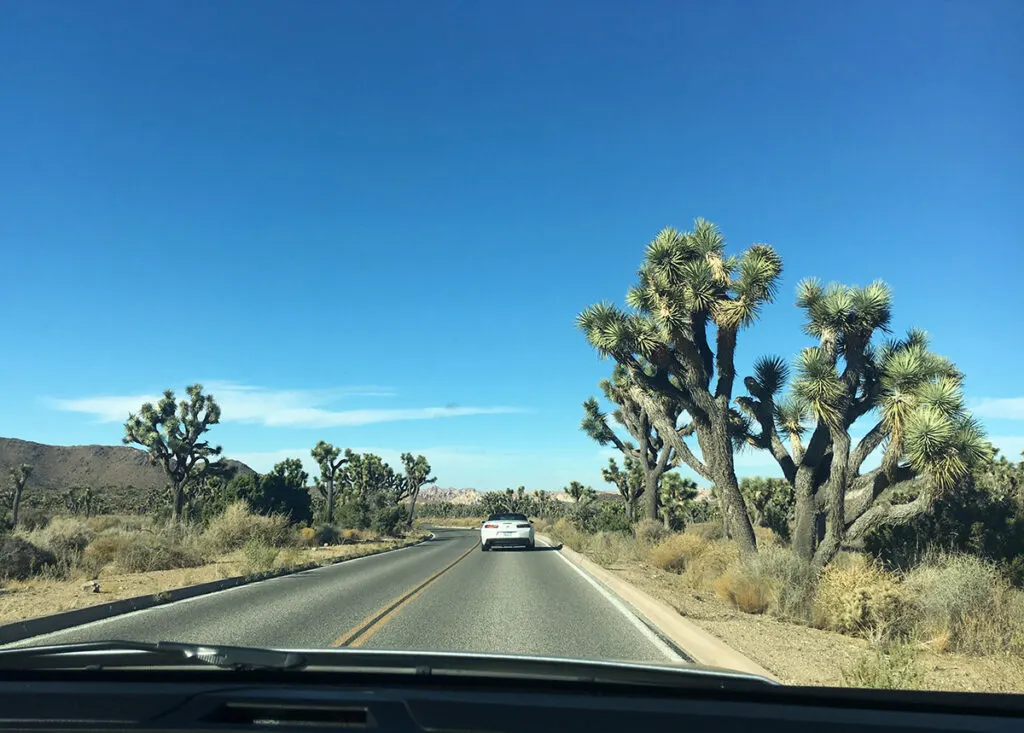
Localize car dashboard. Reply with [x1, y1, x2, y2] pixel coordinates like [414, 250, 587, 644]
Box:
[0, 668, 1022, 733]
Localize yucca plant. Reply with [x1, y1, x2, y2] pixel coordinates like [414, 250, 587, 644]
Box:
[582, 365, 682, 521]
[737, 279, 991, 566]
[578, 219, 782, 553]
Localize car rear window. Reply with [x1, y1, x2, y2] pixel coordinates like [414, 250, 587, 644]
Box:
[487, 513, 529, 522]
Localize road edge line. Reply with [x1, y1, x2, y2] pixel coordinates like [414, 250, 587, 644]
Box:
[0, 533, 435, 647]
[536, 533, 778, 681]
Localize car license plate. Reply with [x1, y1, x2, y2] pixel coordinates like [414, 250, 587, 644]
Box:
[500, 531, 515, 536]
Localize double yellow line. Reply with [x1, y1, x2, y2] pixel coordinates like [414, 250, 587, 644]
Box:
[330, 539, 479, 648]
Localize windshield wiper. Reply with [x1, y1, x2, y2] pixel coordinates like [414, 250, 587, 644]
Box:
[0, 641, 307, 671]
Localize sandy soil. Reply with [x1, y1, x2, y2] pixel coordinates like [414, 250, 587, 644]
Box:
[0, 537, 424, 627]
[610, 562, 1024, 692]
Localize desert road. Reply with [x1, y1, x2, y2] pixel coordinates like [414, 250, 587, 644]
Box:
[7, 529, 683, 663]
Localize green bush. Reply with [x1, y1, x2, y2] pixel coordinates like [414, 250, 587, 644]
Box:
[371, 505, 409, 536]
[0, 536, 56, 580]
[314, 523, 342, 545]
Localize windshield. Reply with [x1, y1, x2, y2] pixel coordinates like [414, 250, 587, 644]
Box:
[1, 0, 1021, 695]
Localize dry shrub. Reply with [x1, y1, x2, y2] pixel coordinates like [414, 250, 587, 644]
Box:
[342, 528, 367, 542]
[841, 639, 925, 690]
[274, 547, 305, 569]
[202, 502, 293, 553]
[633, 519, 668, 545]
[584, 532, 646, 567]
[686, 521, 724, 541]
[297, 527, 317, 547]
[714, 567, 770, 613]
[84, 532, 132, 565]
[714, 545, 817, 618]
[314, 523, 342, 545]
[0, 536, 56, 580]
[25, 517, 94, 569]
[686, 540, 740, 589]
[114, 536, 206, 573]
[649, 532, 704, 573]
[85, 515, 150, 533]
[813, 553, 906, 638]
[242, 540, 279, 574]
[904, 553, 1024, 655]
[549, 519, 586, 552]
[648, 532, 739, 589]
[754, 526, 782, 548]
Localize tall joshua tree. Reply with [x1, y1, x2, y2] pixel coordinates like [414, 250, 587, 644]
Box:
[738, 280, 992, 565]
[578, 219, 783, 553]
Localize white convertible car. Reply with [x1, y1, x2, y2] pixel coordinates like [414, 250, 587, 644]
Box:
[480, 512, 535, 551]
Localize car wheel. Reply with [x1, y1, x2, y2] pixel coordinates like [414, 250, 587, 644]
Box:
[481, 542, 489, 552]
[527, 540, 535, 550]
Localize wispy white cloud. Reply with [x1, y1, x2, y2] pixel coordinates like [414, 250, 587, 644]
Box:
[48, 381, 525, 428]
[971, 398, 1024, 421]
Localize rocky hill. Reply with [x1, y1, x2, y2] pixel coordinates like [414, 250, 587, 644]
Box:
[0, 437, 254, 491]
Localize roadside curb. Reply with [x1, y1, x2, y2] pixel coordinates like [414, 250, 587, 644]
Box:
[537, 533, 778, 681]
[0, 533, 433, 646]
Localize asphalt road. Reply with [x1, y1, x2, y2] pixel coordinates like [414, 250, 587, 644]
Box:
[7, 529, 680, 663]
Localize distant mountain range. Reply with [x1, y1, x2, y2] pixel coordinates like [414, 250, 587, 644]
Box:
[0, 437, 254, 491]
[417, 486, 577, 504]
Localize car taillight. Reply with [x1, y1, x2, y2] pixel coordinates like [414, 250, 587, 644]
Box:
[484, 524, 498, 528]
[517, 524, 531, 528]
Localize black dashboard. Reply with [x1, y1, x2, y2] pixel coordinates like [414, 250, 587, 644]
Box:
[0, 669, 1022, 733]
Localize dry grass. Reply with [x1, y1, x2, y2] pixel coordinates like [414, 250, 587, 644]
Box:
[714, 567, 771, 613]
[649, 532, 739, 589]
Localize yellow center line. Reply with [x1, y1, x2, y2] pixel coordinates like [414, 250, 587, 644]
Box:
[329, 538, 479, 648]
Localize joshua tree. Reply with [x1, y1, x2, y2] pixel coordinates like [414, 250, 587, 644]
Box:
[658, 471, 699, 529]
[124, 384, 221, 522]
[400, 453, 436, 526]
[8, 463, 32, 528]
[312, 441, 348, 523]
[582, 365, 680, 520]
[578, 219, 783, 553]
[600, 456, 645, 521]
[565, 480, 597, 505]
[738, 280, 991, 565]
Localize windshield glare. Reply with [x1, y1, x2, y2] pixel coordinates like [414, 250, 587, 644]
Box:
[0, 0, 1020, 695]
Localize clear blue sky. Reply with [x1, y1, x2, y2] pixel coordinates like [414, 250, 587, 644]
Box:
[1, 1, 1021, 491]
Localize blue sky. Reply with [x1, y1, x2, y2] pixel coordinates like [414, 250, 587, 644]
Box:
[1, 1, 1021, 491]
